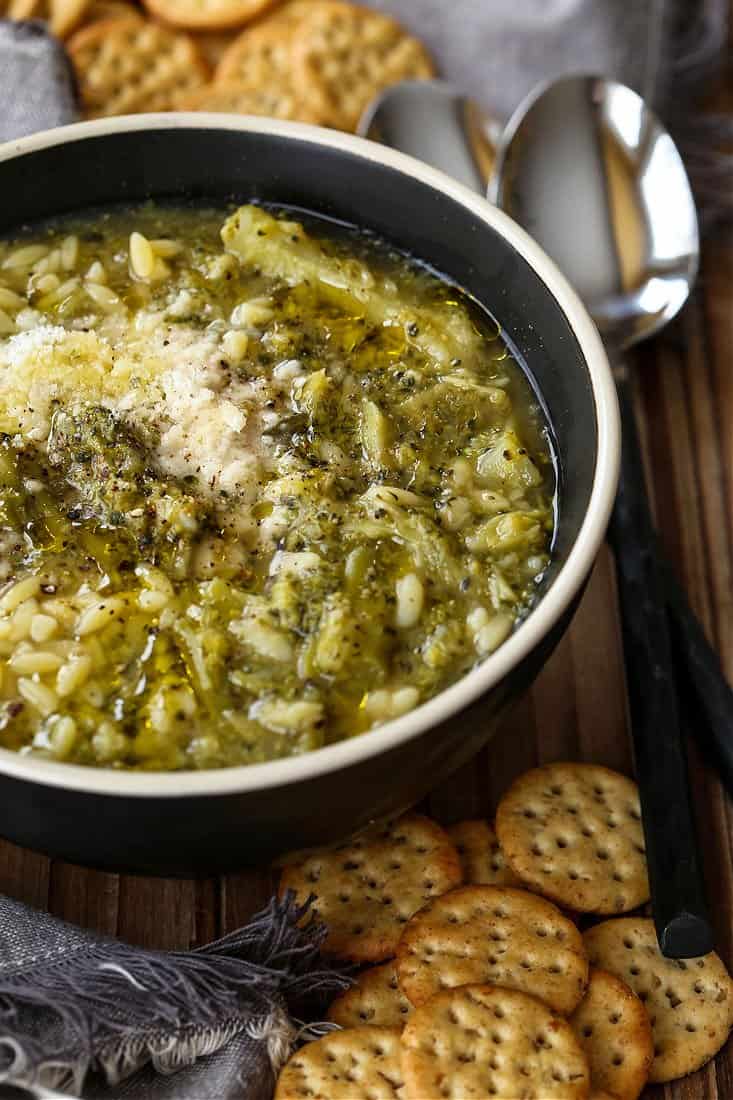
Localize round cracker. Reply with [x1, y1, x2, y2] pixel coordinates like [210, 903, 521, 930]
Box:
[401, 984, 590, 1100]
[275, 1026, 403, 1100]
[68, 17, 208, 117]
[214, 7, 307, 83]
[278, 813, 462, 963]
[142, 0, 278, 30]
[584, 918, 733, 1083]
[396, 884, 588, 1015]
[448, 818, 521, 887]
[496, 763, 650, 913]
[178, 78, 328, 123]
[327, 959, 412, 1029]
[570, 968, 653, 1100]
[293, 1, 435, 132]
[211, 14, 329, 122]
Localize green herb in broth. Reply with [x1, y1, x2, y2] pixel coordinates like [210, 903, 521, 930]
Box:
[0, 202, 554, 770]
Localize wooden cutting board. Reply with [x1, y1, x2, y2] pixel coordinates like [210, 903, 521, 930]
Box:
[2, 132, 732, 1100]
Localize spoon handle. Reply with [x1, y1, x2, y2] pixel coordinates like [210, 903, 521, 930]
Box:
[662, 555, 733, 796]
[609, 371, 713, 958]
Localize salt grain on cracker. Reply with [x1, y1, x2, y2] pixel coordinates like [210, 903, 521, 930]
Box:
[570, 967, 653, 1100]
[396, 884, 588, 1015]
[496, 762, 650, 913]
[584, 917, 733, 1083]
[327, 959, 412, 1029]
[275, 1026, 403, 1100]
[401, 983, 590, 1100]
[278, 813, 462, 963]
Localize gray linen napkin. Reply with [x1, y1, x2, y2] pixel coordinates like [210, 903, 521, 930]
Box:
[0, 21, 78, 142]
[0, 3, 729, 1099]
[0, 893, 347, 1100]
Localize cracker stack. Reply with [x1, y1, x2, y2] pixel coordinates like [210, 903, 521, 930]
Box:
[6, 0, 435, 130]
[276, 762, 733, 1099]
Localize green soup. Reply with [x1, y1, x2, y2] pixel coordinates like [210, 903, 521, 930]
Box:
[0, 203, 554, 769]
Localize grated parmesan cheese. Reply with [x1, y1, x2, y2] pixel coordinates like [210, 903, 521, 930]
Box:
[0, 316, 291, 530]
[146, 360, 265, 496]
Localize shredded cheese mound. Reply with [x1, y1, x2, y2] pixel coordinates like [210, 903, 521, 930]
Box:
[0, 317, 279, 507]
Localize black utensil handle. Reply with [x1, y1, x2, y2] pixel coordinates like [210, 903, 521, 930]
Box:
[662, 556, 733, 796]
[608, 370, 712, 958]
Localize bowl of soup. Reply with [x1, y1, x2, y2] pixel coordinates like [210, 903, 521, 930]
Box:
[0, 116, 618, 872]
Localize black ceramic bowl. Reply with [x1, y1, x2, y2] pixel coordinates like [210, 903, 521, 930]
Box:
[0, 116, 619, 873]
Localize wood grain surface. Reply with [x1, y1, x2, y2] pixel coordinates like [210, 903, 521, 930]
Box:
[2, 98, 733, 1100]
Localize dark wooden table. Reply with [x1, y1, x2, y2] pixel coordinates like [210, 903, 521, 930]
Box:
[3, 110, 733, 1100]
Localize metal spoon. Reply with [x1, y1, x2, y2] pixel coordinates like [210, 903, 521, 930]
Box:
[495, 74, 713, 959]
[362, 76, 724, 957]
[491, 77, 697, 346]
[359, 80, 500, 192]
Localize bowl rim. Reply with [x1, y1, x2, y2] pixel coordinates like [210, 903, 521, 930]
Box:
[0, 113, 620, 797]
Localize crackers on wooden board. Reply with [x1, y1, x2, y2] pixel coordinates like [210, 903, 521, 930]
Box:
[395, 884, 588, 1014]
[496, 762, 650, 913]
[448, 818, 521, 887]
[327, 959, 412, 1029]
[275, 1026, 404, 1100]
[278, 813, 462, 963]
[276, 761, 732, 1097]
[401, 984, 590, 1100]
[570, 968, 653, 1100]
[584, 917, 733, 1084]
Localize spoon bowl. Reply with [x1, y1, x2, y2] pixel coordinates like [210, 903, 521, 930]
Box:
[361, 79, 500, 195]
[492, 76, 699, 350]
